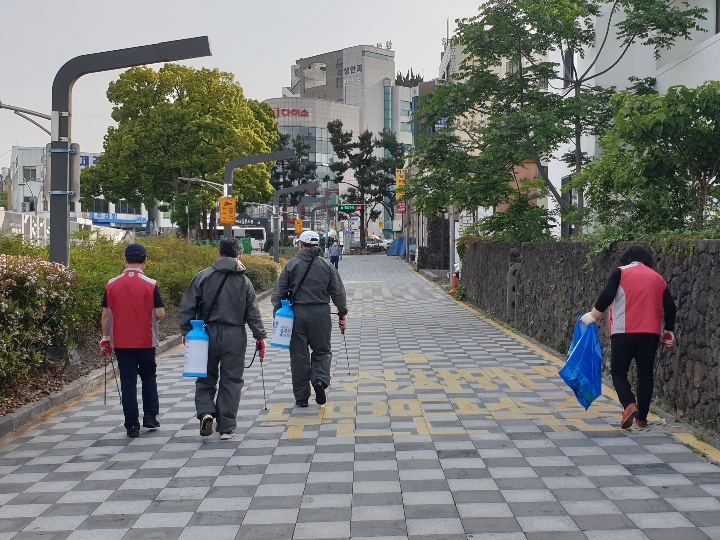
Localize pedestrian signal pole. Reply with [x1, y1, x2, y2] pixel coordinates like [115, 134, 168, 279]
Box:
[223, 150, 295, 238]
[272, 182, 320, 262]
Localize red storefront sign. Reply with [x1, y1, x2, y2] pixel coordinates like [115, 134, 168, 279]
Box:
[396, 201, 406, 214]
[273, 108, 310, 118]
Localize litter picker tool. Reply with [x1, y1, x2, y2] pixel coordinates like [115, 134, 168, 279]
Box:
[245, 345, 267, 410]
[341, 327, 350, 375]
[103, 353, 121, 406]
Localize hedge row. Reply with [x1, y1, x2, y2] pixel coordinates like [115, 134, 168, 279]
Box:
[0, 233, 281, 386]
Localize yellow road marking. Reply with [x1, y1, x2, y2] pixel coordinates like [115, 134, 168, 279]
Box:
[672, 433, 720, 464]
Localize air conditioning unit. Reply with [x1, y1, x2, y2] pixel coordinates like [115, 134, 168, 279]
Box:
[22, 202, 31, 213]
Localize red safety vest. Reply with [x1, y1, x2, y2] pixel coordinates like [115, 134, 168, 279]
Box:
[609, 262, 667, 335]
[106, 269, 159, 348]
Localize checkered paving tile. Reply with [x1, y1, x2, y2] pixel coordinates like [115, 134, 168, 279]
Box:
[0, 255, 719, 539]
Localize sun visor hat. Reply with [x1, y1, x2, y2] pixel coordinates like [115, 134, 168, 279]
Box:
[298, 231, 320, 245]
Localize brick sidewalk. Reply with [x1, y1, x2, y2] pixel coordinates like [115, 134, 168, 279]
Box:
[0, 254, 719, 539]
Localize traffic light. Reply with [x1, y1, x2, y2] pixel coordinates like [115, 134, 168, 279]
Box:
[339, 204, 363, 212]
[295, 219, 303, 234]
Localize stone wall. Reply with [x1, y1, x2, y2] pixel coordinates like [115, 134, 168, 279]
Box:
[418, 216, 449, 270]
[462, 240, 720, 430]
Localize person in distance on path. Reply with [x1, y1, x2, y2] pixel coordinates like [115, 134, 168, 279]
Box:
[328, 240, 343, 270]
[178, 239, 266, 440]
[101, 244, 165, 438]
[271, 230, 348, 407]
[581, 245, 676, 429]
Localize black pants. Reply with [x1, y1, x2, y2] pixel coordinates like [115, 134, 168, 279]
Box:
[330, 256, 340, 269]
[115, 348, 159, 429]
[610, 333, 659, 422]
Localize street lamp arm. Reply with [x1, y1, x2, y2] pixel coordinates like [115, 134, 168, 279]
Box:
[0, 100, 52, 120]
[178, 177, 224, 194]
[14, 111, 51, 135]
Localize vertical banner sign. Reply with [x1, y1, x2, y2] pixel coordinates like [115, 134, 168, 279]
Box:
[295, 219, 304, 234]
[396, 201, 407, 214]
[395, 168, 407, 198]
[219, 197, 237, 226]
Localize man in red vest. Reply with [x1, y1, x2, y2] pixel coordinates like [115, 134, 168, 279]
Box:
[101, 244, 166, 438]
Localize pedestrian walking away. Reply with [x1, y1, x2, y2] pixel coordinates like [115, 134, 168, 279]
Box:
[101, 243, 165, 438]
[328, 241, 342, 270]
[178, 238, 266, 440]
[581, 244, 676, 429]
[271, 230, 348, 407]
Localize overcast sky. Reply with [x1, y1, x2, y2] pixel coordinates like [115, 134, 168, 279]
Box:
[0, 0, 481, 169]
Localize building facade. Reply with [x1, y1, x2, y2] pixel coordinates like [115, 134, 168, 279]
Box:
[267, 44, 414, 242]
[8, 146, 154, 231]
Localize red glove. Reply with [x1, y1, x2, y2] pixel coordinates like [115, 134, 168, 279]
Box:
[100, 337, 113, 357]
[339, 316, 347, 333]
[661, 331, 675, 352]
[256, 339, 266, 359]
[183, 336, 187, 346]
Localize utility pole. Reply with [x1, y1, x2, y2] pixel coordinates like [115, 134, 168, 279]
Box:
[272, 182, 320, 262]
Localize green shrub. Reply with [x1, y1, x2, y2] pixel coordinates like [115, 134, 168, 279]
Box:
[243, 254, 280, 292]
[0, 233, 281, 387]
[0, 254, 79, 384]
[0, 234, 47, 258]
[68, 231, 126, 331]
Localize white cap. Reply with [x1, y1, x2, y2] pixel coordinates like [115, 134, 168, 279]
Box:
[298, 230, 320, 245]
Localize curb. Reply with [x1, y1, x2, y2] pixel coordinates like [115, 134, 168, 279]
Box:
[0, 333, 184, 440]
[0, 288, 277, 440]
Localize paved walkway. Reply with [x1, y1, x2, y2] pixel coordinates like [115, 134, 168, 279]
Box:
[1, 255, 720, 540]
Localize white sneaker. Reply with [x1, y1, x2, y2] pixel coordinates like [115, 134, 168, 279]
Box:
[220, 431, 235, 440]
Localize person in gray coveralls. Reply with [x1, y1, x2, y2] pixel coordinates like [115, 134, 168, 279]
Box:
[272, 230, 348, 407]
[179, 238, 266, 440]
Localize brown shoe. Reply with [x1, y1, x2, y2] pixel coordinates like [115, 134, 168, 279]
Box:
[621, 403, 639, 429]
[634, 418, 648, 428]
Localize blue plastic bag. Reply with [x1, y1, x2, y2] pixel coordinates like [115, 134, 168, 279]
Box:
[559, 316, 603, 410]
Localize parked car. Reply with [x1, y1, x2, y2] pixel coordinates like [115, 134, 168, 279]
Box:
[381, 238, 393, 249]
[366, 239, 384, 251]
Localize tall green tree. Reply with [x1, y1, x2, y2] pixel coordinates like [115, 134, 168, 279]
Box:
[271, 133, 318, 241]
[81, 64, 279, 236]
[327, 120, 405, 248]
[409, 0, 706, 230]
[573, 82, 720, 232]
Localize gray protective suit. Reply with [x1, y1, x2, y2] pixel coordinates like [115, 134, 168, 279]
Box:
[271, 247, 348, 401]
[179, 257, 266, 433]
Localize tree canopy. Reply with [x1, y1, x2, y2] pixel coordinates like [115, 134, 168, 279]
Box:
[81, 64, 279, 234]
[572, 81, 720, 233]
[408, 0, 706, 232]
[327, 120, 405, 247]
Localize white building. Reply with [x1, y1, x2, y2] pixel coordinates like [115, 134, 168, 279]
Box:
[7, 146, 159, 232]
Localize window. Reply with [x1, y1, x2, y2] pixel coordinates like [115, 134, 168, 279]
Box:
[563, 50, 574, 88]
[363, 50, 393, 62]
[336, 78, 343, 88]
[116, 200, 137, 214]
[23, 166, 37, 182]
[384, 86, 392, 132]
[400, 100, 412, 117]
[401, 123, 412, 132]
[92, 198, 109, 213]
